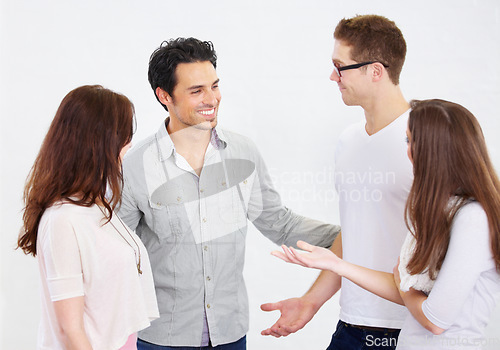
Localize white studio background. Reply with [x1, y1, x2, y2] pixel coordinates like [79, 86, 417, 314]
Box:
[1, 1, 500, 349]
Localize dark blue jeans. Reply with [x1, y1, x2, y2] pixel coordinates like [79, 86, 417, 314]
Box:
[137, 336, 246, 350]
[326, 321, 400, 350]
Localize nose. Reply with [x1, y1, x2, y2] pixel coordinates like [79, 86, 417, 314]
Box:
[204, 89, 220, 106]
[330, 70, 340, 82]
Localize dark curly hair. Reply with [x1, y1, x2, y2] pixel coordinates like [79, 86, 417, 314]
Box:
[148, 37, 217, 111]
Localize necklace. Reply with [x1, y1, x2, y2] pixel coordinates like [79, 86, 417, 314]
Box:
[99, 206, 142, 275]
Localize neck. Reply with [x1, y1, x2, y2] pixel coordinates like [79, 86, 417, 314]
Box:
[167, 119, 212, 156]
[363, 85, 410, 135]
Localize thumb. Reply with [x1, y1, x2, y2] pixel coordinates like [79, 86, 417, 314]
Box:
[260, 302, 281, 312]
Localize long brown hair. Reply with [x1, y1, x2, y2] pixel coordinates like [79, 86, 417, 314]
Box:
[405, 99, 500, 279]
[18, 85, 135, 256]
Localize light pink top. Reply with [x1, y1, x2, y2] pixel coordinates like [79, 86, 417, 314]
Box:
[119, 333, 138, 350]
[36, 202, 159, 350]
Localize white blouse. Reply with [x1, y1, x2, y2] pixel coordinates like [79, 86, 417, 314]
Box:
[397, 202, 500, 349]
[36, 201, 159, 350]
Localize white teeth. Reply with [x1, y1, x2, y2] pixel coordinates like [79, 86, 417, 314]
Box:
[199, 108, 215, 115]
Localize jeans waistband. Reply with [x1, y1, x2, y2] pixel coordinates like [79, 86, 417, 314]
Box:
[342, 321, 400, 333]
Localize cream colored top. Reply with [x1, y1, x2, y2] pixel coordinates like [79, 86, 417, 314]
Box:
[398, 232, 435, 293]
[36, 201, 159, 350]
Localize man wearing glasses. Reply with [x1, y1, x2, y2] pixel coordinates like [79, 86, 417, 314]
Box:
[261, 14, 413, 350]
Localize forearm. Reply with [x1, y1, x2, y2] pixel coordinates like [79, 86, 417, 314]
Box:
[400, 289, 445, 335]
[336, 261, 404, 305]
[288, 219, 340, 249]
[54, 297, 93, 350]
[60, 328, 93, 350]
[319, 232, 403, 305]
[253, 207, 340, 249]
[303, 269, 341, 311]
[280, 212, 340, 249]
[303, 234, 342, 309]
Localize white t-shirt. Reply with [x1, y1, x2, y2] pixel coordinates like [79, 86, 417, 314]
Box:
[36, 202, 159, 350]
[397, 202, 500, 349]
[334, 111, 413, 328]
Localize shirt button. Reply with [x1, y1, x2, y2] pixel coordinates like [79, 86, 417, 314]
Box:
[243, 180, 247, 184]
[206, 276, 211, 281]
[200, 188, 204, 193]
[204, 246, 208, 251]
[207, 304, 211, 309]
[177, 196, 182, 202]
[202, 217, 207, 223]
[221, 181, 226, 186]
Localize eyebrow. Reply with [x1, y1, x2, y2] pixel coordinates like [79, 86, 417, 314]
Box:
[187, 79, 220, 91]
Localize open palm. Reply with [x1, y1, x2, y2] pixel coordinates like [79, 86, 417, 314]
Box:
[272, 240, 342, 273]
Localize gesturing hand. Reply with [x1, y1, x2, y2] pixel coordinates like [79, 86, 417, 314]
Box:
[271, 240, 342, 273]
[260, 297, 317, 337]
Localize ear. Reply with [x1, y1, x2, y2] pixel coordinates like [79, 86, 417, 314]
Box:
[371, 62, 385, 82]
[156, 87, 173, 105]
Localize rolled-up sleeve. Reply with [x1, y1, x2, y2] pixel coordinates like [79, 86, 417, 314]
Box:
[39, 213, 84, 302]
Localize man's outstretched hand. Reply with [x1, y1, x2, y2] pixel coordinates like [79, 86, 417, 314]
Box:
[260, 297, 317, 337]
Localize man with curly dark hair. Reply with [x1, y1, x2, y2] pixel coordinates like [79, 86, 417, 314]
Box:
[118, 37, 340, 350]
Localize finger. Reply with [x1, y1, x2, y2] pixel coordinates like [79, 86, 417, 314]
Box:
[282, 246, 306, 267]
[271, 325, 291, 337]
[270, 250, 291, 263]
[289, 246, 313, 267]
[297, 240, 314, 252]
[288, 246, 315, 268]
[260, 328, 281, 337]
[270, 330, 282, 338]
[276, 328, 291, 337]
[260, 302, 281, 312]
[282, 245, 296, 260]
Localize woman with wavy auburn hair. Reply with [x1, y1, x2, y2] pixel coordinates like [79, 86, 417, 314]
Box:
[18, 85, 159, 350]
[273, 99, 500, 349]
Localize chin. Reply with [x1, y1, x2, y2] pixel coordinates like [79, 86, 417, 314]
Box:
[342, 97, 360, 107]
[341, 96, 353, 106]
[195, 119, 217, 130]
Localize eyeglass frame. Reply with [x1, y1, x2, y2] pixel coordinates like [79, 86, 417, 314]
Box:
[333, 61, 389, 78]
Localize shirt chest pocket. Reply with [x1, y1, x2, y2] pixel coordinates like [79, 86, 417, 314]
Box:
[217, 183, 243, 225]
[148, 183, 187, 240]
[215, 176, 256, 233]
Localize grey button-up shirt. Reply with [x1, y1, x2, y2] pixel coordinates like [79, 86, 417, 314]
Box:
[118, 120, 340, 347]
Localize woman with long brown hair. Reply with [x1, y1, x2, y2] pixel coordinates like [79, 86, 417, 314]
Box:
[273, 99, 500, 349]
[18, 85, 158, 350]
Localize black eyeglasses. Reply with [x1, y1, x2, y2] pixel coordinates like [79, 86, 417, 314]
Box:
[333, 61, 389, 77]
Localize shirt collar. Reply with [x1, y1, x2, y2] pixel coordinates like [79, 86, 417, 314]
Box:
[156, 117, 228, 162]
